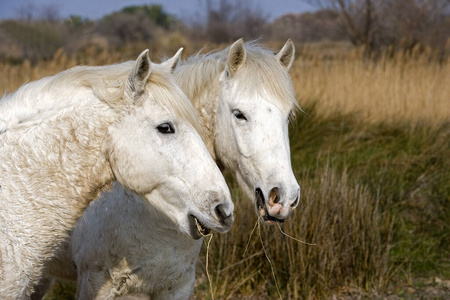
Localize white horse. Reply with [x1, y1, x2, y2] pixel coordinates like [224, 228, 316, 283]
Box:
[38, 39, 300, 299]
[177, 39, 301, 221]
[0, 48, 233, 299]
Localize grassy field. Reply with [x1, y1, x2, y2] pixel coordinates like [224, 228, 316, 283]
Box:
[1, 45, 449, 299]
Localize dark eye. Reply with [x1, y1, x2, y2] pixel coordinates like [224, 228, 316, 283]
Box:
[233, 110, 247, 121]
[157, 123, 175, 134]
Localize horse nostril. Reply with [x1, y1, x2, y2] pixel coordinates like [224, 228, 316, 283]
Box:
[269, 187, 280, 205]
[291, 194, 299, 208]
[215, 204, 231, 222]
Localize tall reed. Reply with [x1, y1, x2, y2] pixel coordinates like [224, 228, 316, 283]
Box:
[292, 46, 449, 125]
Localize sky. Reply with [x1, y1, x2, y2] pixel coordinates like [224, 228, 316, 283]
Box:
[0, 0, 316, 22]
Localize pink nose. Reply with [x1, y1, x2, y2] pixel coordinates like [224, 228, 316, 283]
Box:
[267, 187, 290, 219]
[268, 203, 284, 215]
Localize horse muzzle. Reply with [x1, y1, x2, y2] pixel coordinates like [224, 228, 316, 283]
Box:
[255, 186, 300, 224]
[214, 203, 234, 228]
[189, 192, 234, 239]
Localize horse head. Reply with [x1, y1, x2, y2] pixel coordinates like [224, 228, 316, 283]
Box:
[215, 39, 300, 224]
[104, 49, 234, 239]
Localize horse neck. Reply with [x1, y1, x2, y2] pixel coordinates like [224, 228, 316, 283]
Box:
[0, 91, 116, 222]
[175, 58, 222, 161]
[50, 102, 116, 213]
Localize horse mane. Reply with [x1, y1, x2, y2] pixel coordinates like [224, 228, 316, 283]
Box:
[176, 41, 299, 115]
[0, 60, 200, 134]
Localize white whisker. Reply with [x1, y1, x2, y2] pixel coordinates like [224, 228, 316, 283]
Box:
[276, 222, 317, 246]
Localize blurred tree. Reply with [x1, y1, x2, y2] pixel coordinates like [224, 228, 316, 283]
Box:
[16, 2, 61, 22]
[304, 0, 376, 50]
[97, 4, 182, 47]
[203, 0, 268, 43]
[40, 4, 61, 22]
[233, 1, 268, 39]
[0, 20, 63, 62]
[16, 2, 36, 21]
[120, 5, 175, 29]
[377, 0, 450, 51]
[304, 0, 450, 52]
[205, 0, 234, 43]
[267, 9, 346, 43]
[65, 16, 86, 28]
[99, 10, 156, 47]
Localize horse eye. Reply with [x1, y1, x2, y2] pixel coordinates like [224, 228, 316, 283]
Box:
[157, 123, 175, 134]
[233, 110, 247, 121]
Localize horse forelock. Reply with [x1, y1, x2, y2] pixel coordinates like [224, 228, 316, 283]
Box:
[84, 62, 199, 131]
[176, 41, 299, 117]
[144, 64, 201, 134]
[233, 42, 300, 116]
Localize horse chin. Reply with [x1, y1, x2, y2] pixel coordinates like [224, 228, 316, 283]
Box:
[188, 214, 212, 240]
[255, 188, 286, 225]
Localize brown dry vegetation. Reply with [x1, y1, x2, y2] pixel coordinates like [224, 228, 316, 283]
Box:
[293, 44, 450, 125]
[1, 43, 449, 299]
[193, 166, 393, 299]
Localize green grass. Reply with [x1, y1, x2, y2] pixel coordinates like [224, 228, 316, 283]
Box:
[291, 103, 450, 278]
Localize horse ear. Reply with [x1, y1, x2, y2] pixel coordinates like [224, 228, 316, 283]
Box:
[227, 38, 246, 77]
[162, 47, 183, 74]
[276, 39, 295, 71]
[130, 49, 152, 94]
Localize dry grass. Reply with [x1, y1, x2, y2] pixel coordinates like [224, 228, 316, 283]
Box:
[0, 48, 126, 94]
[193, 166, 393, 299]
[292, 46, 450, 125]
